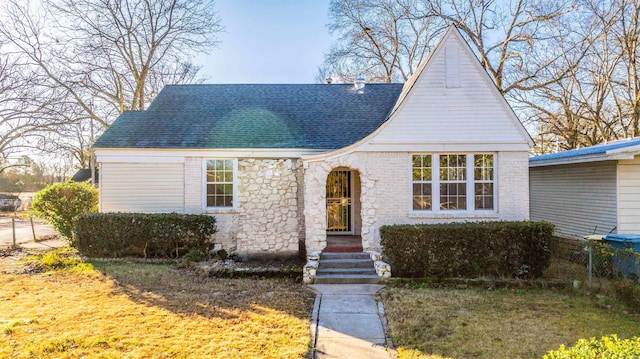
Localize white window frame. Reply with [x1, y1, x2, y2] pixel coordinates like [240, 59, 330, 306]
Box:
[411, 154, 433, 211]
[473, 154, 496, 211]
[202, 159, 238, 211]
[410, 153, 497, 214]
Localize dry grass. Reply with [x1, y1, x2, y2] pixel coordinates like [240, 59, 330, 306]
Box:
[382, 284, 640, 359]
[0, 249, 313, 358]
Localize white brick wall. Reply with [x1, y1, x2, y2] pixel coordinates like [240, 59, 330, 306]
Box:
[497, 151, 530, 220]
[304, 151, 530, 252]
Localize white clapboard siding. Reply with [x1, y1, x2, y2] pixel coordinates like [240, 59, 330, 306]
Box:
[617, 157, 640, 233]
[530, 161, 617, 238]
[370, 29, 528, 147]
[100, 163, 184, 213]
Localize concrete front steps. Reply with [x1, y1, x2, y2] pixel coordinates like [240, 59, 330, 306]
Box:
[314, 252, 380, 284]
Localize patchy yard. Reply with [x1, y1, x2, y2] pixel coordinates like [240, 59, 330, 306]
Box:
[0, 249, 313, 358]
[382, 283, 640, 359]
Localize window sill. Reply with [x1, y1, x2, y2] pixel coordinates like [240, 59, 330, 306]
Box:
[203, 208, 239, 215]
[408, 211, 499, 220]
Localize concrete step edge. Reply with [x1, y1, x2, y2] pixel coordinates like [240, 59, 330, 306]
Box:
[316, 268, 377, 274]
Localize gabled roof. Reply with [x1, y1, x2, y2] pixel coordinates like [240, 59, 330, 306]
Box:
[529, 137, 640, 167]
[386, 25, 534, 147]
[93, 84, 403, 150]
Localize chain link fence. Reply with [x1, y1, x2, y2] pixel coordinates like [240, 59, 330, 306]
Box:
[548, 237, 640, 288]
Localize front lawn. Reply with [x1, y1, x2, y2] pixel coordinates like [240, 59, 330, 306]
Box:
[382, 283, 640, 359]
[0, 249, 313, 358]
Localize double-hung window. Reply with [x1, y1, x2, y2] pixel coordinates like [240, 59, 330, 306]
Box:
[412, 155, 432, 210]
[439, 154, 467, 210]
[205, 159, 235, 208]
[474, 154, 494, 210]
[411, 153, 495, 212]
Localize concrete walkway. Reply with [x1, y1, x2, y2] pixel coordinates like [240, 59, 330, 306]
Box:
[308, 284, 396, 359]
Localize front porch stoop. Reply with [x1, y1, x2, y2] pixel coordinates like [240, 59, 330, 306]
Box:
[304, 251, 392, 284]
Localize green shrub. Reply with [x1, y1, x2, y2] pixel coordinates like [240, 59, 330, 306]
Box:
[22, 247, 93, 274]
[31, 181, 98, 241]
[609, 279, 640, 313]
[544, 335, 640, 358]
[182, 249, 206, 264]
[380, 221, 554, 279]
[73, 212, 217, 258]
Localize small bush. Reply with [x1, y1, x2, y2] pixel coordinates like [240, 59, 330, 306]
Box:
[609, 279, 640, 313]
[22, 247, 93, 274]
[380, 221, 554, 279]
[31, 181, 98, 241]
[73, 212, 217, 258]
[544, 335, 640, 358]
[182, 249, 206, 264]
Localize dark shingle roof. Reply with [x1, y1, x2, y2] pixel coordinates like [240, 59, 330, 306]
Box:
[93, 83, 404, 150]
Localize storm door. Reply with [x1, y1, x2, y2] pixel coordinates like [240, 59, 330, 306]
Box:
[326, 170, 353, 234]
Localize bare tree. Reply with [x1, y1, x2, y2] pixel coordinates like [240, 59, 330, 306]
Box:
[319, 0, 446, 83]
[0, 0, 222, 163]
[420, 0, 578, 96]
[0, 38, 74, 164]
[524, 0, 640, 151]
[320, 0, 576, 92]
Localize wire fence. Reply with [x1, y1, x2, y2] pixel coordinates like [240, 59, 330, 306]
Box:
[549, 237, 640, 288]
[0, 215, 59, 248]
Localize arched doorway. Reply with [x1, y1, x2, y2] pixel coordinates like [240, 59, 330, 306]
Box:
[325, 167, 362, 252]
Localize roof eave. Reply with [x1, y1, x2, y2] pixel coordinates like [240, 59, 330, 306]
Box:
[529, 153, 611, 167]
[605, 144, 640, 159]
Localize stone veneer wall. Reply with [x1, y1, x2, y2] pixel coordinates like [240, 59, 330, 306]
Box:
[183, 157, 302, 257]
[236, 158, 302, 257]
[303, 151, 530, 253]
[304, 154, 380, 253]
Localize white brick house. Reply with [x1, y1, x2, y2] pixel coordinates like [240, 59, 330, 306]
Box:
[93, 26, 533, 258]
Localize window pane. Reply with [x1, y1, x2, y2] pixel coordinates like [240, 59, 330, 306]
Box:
[206, 160, 234, 207]
[412, 183, 432, 210]
[412, 155, 422, 168]
[412, 169, 421, 181]
[413, 196, 432, 210]
[223, 160, 233, 170]
[412, 155, 432, 181]
[474, 183, 494, 210]
[423, 168, 432, 180]
[440, 182, 466, 210]
[223, 196, 233, 207]
[206, 160, 216, 171]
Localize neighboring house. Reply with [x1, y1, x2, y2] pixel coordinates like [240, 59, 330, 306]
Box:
[529, 138, 640, 238]
[92, 26, 533, 258]
[71, 168, 99, 183]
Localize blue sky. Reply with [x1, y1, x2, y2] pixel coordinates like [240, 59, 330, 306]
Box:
[197, 0, 334, 84]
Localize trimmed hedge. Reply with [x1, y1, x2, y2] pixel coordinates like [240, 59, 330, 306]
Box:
[73, 212, 217, 258]
[544, 335, 640, 358]
[380, 221, 554, 279]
